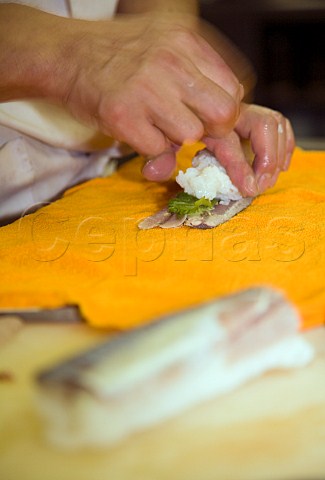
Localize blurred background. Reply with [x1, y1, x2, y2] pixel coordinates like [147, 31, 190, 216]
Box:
[199, 0, 325, 149]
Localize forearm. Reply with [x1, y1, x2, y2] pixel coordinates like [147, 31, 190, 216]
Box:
[0, 4, 77, 103]
[117, 0, 198, 16]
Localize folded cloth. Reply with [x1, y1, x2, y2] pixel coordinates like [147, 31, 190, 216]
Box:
[0, 132, 121, 222]
[0, 100, 115, 151]
[0, 144, 324, 330]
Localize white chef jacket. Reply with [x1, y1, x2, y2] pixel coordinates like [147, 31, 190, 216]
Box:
[0, 0, 121, 223]
[0, 0, 118, 19]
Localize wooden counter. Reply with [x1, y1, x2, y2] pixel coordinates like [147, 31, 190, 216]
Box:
[0, 323, 324, 480]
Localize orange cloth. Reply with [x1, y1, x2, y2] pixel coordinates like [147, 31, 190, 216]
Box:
[0, 145, 324, 330]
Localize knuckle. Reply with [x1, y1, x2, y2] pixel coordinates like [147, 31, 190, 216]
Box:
[227, 76, 242, 98]
[186, 122, 204, 142]
[105, 99, 127, 124]
[176, 122, 204, 144]
[172, 27, 197, 46]
[262, 113, 278, 132]
[151, 46, 182, 72]
[138, 137, 167, 157]
[263, 109, 285, 129]
[218, 99, 238, 126]
[98, 98, 129, 135]
[271, 109, 283, 121]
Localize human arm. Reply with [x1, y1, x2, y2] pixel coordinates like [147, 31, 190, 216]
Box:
[116, 1, 295, 193]
[0, 4, 74, 102]
[0, 4, 294, 196]
[0, 4, 241, 151]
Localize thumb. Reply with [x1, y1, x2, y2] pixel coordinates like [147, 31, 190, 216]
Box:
[142, 148, 177, 182]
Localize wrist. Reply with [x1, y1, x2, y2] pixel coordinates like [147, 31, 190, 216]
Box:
[0, 4, 81, 104]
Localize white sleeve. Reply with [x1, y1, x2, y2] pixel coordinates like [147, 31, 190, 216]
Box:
[0, 0, 119, 18]
[0, 0, 121, 223]
[69, 0, 119, 19]
[0, 132, 121, 223]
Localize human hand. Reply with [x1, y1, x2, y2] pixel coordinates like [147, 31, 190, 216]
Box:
[0, 6, 243, 146]
[49, 15, 294, 197]
[202, 104, 296, 196]
[60, 13, 243, 156]
[1, 6, 290, 197]
[143, 104, 295, 195]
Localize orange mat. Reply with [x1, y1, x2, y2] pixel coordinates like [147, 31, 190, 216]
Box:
[0, 145, 324, 330]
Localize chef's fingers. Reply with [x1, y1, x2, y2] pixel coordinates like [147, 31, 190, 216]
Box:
[178, 29, 243, 102]
[277, 118, 287, 171]
[142, 149, 177, 181]
[269, 115, 287, 188]
[147, 52, 239, 139]
[283, 118, 296, 170]
[149, 78, 237, 142]
[195, 19, 256, 99]
[203, 132, 258, 197]
[135, 40, 241, 139]
[97, 60, 238, 155]
[98, 101, 170, 157]
[235, 104, 278, 191]
[183, 73, 240, 138]
[148, 94, 205, 146]
[235, 104, 294, 193]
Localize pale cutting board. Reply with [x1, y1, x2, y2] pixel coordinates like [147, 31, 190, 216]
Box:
[0, 323, 324, 480]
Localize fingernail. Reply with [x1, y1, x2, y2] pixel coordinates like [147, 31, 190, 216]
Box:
[239, 83, 245, 101]
[257, 173, 273, 192]
[244, 175, 258, 196]
[283, 153, 292, 171]
[142, 153, 175, 182]
[269, 168, 281, 188]
[142, 158, 153, 168]
[141, 159, 161, 179]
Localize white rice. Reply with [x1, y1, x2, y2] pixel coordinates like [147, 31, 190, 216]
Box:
[176, 150, 242, 205]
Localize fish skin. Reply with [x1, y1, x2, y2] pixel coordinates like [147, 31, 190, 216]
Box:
[138, 197, 253, 230]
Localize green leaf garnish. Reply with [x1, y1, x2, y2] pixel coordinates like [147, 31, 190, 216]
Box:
[168, 192, 217, 216]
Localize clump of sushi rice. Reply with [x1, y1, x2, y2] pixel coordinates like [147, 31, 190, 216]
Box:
[176, 150, 242, 205]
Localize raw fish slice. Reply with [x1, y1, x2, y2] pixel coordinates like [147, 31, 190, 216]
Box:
[138, 209, 186, 230]
[139, 149, 254, 230]
[138, 198, 253, 230]
[36, 287, 314, 449]
[185, 197, 253, 229]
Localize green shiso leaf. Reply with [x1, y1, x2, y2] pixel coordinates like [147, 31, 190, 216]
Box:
[168, 192, 217, 216]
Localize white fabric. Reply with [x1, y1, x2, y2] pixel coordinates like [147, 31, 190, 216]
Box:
[0, 100, 114, 151]
[0, 0, 119, 148]
[69, 0, 118, 20]
[0, 0, 118, 18]
[0, 0, 70, 16]
[0, 131, 121, 221]
[0, 0, 121, 223]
